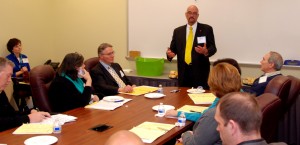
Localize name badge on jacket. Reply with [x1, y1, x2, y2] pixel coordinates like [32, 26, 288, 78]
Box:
[258, 76, 267, 83]
[120, 70, 125, 77]
[22, 58, 29, 63]
[197, 36, 206, 44]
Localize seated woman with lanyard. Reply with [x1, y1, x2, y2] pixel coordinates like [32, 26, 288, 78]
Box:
[6, 38, 31, 111]
[6, 38, 30, 78]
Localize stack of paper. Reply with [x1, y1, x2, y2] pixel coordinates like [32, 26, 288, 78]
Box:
[12, 114, 77, 134]
[177, 105, 208, 113]
[41, 114, 77, 125]
[85, 99, 132, 110]
[13, 124, 53, 134]
[188, 93, 216, 104]
[120, 86, 158, 96]
[130, 122, 175, 143]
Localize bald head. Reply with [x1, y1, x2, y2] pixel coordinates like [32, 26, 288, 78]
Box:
[105, 130, 144, 145]
[185, 5, 199, 25]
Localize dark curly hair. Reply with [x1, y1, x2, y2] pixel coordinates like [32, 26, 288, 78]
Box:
[7, 38, 21, 53]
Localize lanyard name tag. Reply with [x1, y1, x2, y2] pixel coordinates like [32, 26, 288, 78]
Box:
[258, 76, 267, 83]
[22, 58, 29, 63]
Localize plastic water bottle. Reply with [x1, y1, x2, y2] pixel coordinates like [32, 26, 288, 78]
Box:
[157, 84, 163, 93]
[53, 119, 62, 133]
[157, 103, 165, 116]
[178, 112, 186, 127]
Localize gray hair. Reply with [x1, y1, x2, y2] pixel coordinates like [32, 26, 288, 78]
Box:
[0, 57, 15, 71]
[268, 51, 283, 71]
[98, 43, 113, 56]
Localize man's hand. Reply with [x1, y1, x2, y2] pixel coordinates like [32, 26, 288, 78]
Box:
[166, 48, 176, 58]
[119, 85, 134, 93]
[28, 111, 51, 123]
[195, 43, 208, 56]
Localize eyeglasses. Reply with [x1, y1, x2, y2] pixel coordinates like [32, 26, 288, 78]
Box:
[186, 11, 198, 16]
[101, 51, 115, 56]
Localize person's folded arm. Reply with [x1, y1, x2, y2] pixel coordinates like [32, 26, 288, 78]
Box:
[182, 108, 221, 145]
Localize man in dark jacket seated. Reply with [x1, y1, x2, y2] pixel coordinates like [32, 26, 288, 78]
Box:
[0, 57, 50, 132]
[90, 43, 135, 97]
[243, 51, 283, 96]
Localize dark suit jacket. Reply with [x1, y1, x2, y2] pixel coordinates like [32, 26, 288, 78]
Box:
[90, 62, 132, 96]
[168, 22, 217, 88]
[0, 91, 30, 132]
[243, 74, 282, 96]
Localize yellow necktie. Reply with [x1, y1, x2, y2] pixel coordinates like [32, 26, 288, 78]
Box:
[185, 26, 193, 65]
[108, 66, 126, 88]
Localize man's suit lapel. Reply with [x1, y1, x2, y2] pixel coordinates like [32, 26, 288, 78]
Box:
[99, 63, 117, 84]
[194, 23, 203, 46]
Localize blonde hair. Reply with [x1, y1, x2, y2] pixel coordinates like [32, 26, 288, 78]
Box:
[208, 63, 242, 98]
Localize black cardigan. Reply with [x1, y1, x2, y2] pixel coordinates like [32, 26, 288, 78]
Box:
[48, 75, 92, 112]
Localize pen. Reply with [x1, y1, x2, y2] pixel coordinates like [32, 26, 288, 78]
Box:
[157, 127, 168, 131]
[190, 110, 201, 113]
[170, 89, 180, 93]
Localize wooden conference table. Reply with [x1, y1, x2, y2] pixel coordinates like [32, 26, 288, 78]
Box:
[0, 87, 207, 145]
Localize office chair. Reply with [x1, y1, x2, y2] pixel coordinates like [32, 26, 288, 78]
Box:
[30, 65, 56, 112]
[84, 57, 99, 72]
[264, 75, 291, 109]
[278, 75, 300, 145]
[256, 93, 282, 143]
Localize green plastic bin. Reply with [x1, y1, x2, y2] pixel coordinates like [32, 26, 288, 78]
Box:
[135, 57, 164, 76]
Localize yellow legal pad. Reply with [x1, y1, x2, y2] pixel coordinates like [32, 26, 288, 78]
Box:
[13, 124, 53, 134]
[177, 105, 209, 113]
[120, 86, 158, 96]
[130, 121, 175, 143]
[188, 93, 216, 104]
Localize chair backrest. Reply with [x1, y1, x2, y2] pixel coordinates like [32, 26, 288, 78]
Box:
[264, 75, 291, 106]
[256, 93, 282, 143]
[286, 75, 300, 109]
[30, 65, 55, 112]
[277, 76, 300, 144]
[84, 57, 99, 72]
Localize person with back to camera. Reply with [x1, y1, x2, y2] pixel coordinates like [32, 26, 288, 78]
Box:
[48, 52, 99, 112]
[6, 38, 30, 78]
[173, 62, 242, 145]
[243, 51, 283, 96]
[90, 43, 135, 97]
[104, 130, 144, 145]
[166, 5, 217, 89]
[215, 92, 287, 145]
[0, 57, 50, 132]
[165, 58, 241, 122]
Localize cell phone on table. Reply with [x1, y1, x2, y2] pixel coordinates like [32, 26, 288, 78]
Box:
[90, 124, 112, 132]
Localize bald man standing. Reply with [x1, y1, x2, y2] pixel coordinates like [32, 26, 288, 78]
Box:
[166, 5, 217, 89]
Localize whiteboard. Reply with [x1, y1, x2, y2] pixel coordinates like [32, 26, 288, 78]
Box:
[128, 0, 300, 64]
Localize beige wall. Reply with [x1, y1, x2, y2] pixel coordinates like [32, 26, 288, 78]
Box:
[0, 0, 128, 67]
[1, 0, 299, 80]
